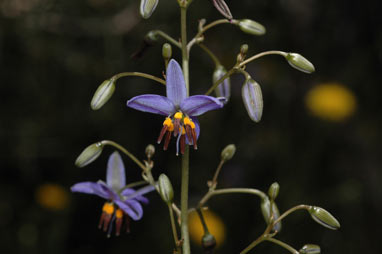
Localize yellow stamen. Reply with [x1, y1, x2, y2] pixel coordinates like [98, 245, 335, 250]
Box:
[163, 117, 172, 126]
[174, 112, 183, 119]
[102, 202, 115, 215]
[181, 126, 186, 135]
[184, 117, 195, 129]
[116, 209, 124, 219]
[168, 122, 174, 131]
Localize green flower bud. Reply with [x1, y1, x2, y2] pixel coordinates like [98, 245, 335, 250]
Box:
[285, 53, 315, 74]
[75, 142, 103, 168]
[90, 79, 115, 110]
[240, 44, 249, 55]
[202, 233, 217, 252]
[221, 144, 236, 161]
[268, 182, 280, 201]
[162, 43, 172, 60]
[261, 198, 282, 232]
[238, 19, 266, 36]
[140, 0, 159, 19]
[242, 79, 263, 122]
[145, 144, 155, 159]
[299, 244, 321, 254]
[144, 31, 158, 45]
[158, 174, 174, 203]
[309, 206, 340, 230]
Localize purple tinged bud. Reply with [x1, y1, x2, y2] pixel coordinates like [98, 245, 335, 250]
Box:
[241, 79, 263, 122]
[140, 0, 159, 19]
[238, 19, 266, 36]
[261, 198, 282, 232]
[213, 65, 230, 103]
[91, 79, 115, 110]
[75, 142, 104, 168]
[212, 0, 233, 20]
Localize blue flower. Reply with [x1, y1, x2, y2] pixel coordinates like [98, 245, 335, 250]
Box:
[127, 59, 224, 155]
[71, 151, 154, 237]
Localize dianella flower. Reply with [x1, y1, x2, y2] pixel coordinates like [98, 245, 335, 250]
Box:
[71, 151, 154, 237]
[127, 59, 224, 155]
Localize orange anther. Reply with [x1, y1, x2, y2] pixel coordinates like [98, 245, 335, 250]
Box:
[102, 202, 114, 215]
[116, 209, 124, 219]
[174, 112, 183, 119]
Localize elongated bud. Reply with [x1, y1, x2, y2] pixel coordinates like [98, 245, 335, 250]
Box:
[237, 44, 249, 63]
[91, 79, 115, 110]
[268, 182, 280, 201]
[162, 43, 172, 61]
[140, 0, 159, 19]
[213, 65, 230, 102]
[299, 244, 321, 254]
[261, 198, 282, 232]
[75, 142, 104, 167]
[221, 144, 236, 161]
[212, 0, 233, 20]
[145, 144, 155, 159]
[158, 174, 174, 203]
[242, 79, 263, 122]
[285, 53, 315, 73]
[202, 233, 217, 253]
[309, 206, 340, 230]
[238, 19, 266, 36]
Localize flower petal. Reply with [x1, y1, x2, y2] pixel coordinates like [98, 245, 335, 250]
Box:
[121, 185, 155, 204]
[121, 189, 150, 204]
[106, 151, 126, 191]
[70, 181, 111, 200]
[115, 199, 143, 221]
[180, 95, 224, 116]
[127, 94, 175, 116]
[166, 59, 187, 106]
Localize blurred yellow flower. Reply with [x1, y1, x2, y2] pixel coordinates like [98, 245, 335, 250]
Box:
[305, 83, 356, 121]
[35, 183, 70, 211]
[188, 209, 226, 248]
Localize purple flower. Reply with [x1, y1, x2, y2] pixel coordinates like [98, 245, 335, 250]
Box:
[127, 59, 224, 155]
[71, 151, 154, 237]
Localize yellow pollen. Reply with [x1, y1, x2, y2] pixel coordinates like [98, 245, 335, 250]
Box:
[163, 117, 172, 126]
[168, 122, 174, 131]
[102, 202, 115, 215]
[174, 112, 183, 119]
[181, 126, 186, 135]
[184, 117, 195, 129]
[116, 209, 124, 219]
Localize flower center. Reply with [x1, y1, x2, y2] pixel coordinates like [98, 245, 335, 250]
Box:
[157, 111, 198, 155]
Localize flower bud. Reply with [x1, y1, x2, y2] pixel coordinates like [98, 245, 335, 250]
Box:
[261, 198, 282, 232]
[202, 233, 217, 253]
[221, 144, 236, 161]
[240, 44, 249, 55]
[75, 142, 103, 168]
[91, 79, 115, 110]
[144, 31, 159, 45]
[162, 43, 172, 61]
[285, 53, 315, 74]
[140, 0, 159, 19]
[213, 65, 230, 102]
[158, 174, 174, 203]
[212, 0, 233, 20]
[299, 244, 321, 254]
[309, 206, 340, 230]
[145, 144, 155, 159]
[242, 79, 263, 122]
[238, 19, 266, 36]
[268, 182, 280, 201]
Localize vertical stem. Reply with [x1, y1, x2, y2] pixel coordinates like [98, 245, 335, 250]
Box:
[168, 204, 180, 252]
[180, 6, 190, 254]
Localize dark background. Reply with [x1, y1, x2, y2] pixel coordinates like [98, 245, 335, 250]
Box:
[0, 0, 380, 253]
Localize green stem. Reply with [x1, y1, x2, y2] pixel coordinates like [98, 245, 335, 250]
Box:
[264, 238, 299, 254]
[152, 30, 182, 49]
[205, 68, 236, 95]
[196, 208, 210, 234]
[198, 188, 267, 208]
[168, 203, 180, 252]
[210, 160, 225, 189]
[240, 235, 265, 254]
[181, 146, 190, 254]
[100, 140, 146, 171]
[112, 72, 166, 85]
[198, 44, 221, 67]
[272, 204, 311, 226]
[181, 7, 190, 94]
[119, 180, 147, 192]
[239, 50, 287, 67]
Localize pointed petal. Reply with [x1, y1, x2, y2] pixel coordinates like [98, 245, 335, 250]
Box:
[180, 95, 223, 116]
[70, 181, 111, 200]
[121, 189, 150, 204]
[127, 94, 175, 116]
[121, 185, 154, 204]
[106, 151, 126, 191]
[115, 199, 143, 221]
[166, 59, 187, 106]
